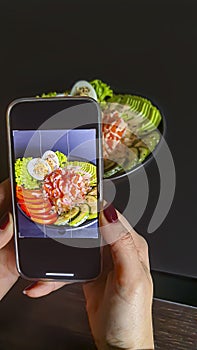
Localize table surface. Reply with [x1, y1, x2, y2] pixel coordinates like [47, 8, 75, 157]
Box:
[0, 279, 197, 350]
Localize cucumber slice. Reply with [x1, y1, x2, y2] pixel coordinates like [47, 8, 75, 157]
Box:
[129, 147, 139, 157]
[104, 159, 117, 172]
[103, 164, 123, 178]
[54, 207, 80, 226]
[133, 140, 147, 148]
[85, 195, 97, 220]
[123, 148, 138, 170]
[138, 147, 150, 163]
[142, 131, 160, 152]
[68, 203, 90, 227]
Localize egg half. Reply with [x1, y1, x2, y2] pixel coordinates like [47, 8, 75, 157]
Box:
[42, 150, 59, 171]
[27, 158, 51, 180]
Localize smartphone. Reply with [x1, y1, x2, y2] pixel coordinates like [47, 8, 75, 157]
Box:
[7, 97, 103, 281]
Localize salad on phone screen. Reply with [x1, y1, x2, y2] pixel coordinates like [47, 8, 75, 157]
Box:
[15, 150, 98, 227]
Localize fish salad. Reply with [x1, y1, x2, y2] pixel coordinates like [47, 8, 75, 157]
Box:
[101, 102, 161, 177]
[43, 166, 92, 214]
[15, 150, 98, 227]
[38, 79, 163, 178]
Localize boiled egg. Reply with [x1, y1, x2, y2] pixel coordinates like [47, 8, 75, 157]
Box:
[27, 158, 51, 180]
[42, 150, 59, 171]
[70, 80, 97, 101]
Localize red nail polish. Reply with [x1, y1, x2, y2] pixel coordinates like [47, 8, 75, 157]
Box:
[0, 213, 9, 230]
[103, 204, 118, 223]
[23, 282, 37, 292]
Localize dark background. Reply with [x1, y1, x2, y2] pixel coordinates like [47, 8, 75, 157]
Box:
[0, 0, 197, 349]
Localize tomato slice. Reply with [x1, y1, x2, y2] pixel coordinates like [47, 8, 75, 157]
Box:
[16, 186, 24, 200]
[19, 204, 30, 217]
[27, 206, 52, 215]
[22, 189, 43, 199]
[30, 215, 58, 225]
[24, 201, 52, 210]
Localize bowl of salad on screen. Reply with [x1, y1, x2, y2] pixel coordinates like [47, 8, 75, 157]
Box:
[38, 79, 165, 180]
[15, 151, 98, 228]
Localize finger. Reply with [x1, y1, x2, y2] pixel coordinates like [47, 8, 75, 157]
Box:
[115, 210, 150, 270]
[0, 179, 11, 216]
[101, 243, 113, 274]
[0, 213, 14, 249]
[100, 205, 150, 270]
[100, 212, 142, 283]
[100, 204, 151, 285]
[23, 280, 72, 298]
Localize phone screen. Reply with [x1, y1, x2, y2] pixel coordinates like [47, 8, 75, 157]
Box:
[13, 128, 99, 239]
[7, 98, 102, 280]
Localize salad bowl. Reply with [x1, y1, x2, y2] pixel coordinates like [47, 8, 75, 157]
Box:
[41, 79, 166, 181]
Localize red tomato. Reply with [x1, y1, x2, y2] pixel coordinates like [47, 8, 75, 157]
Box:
[30, 214, 57, 225]
[19, 204, 30, 217]
[27, 206, 52, 215]
[24, 201, 51, 210]
[16, 186, 24, 200]
[22, 189, 43, 199]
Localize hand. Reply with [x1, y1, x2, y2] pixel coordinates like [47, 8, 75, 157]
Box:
[0, 179, 19, 300]
[2, 174, 153, 350]
[25, 203, 154, 350]
[83, 204, 154, 350]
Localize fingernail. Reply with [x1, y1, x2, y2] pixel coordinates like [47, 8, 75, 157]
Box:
[23, 282, 37, 294]
[103, 204, 118, 223]
[0, 213, 9, 230]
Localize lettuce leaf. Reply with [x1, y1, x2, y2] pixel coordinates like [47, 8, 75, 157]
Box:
[15, 158, 40, 189]
[90, 79, 113, 103]
[55, 151, 67, 168]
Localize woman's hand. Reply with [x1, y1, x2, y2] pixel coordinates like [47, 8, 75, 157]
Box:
[25, 204, 154, 350]
[83, 204, 154, 350]
[0, 179, 67, 300]
[0, 178, 154, 349]
[0, 179, 19, 300]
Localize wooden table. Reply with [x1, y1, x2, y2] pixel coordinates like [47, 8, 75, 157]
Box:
[0, 279, 197, 350]
[153, 299, 197, 349]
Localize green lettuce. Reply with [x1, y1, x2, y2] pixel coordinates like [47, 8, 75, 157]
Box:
[55, 151, 67, 168]
[90, 79, 113, 103]
[36, 79, 113, 104]
[15, 158, 40, 189]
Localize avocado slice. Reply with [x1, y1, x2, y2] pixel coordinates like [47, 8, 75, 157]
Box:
[68, 203, 90, 227]
[68, 161, 97, 184]
[85, 195, 97, 220]
[54, 207, 80, 226]
[108, 94, 162, 134]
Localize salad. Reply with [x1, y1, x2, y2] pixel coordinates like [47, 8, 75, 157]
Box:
[38, 79, 163, 178]
[15, 150, 98, 227]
